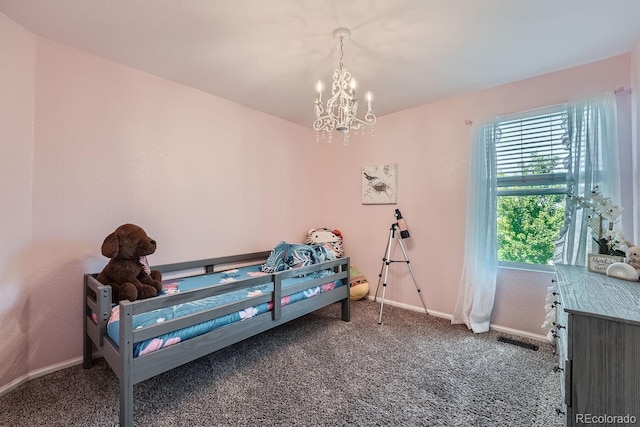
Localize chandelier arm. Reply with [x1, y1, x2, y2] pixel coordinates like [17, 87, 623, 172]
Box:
[350, 113, 377, 126]
[313, 117, 337, 132]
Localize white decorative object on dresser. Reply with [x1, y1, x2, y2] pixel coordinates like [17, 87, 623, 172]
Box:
[553, 264, 640, 426]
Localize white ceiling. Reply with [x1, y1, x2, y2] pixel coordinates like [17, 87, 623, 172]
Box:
[2, 0, 640, 128]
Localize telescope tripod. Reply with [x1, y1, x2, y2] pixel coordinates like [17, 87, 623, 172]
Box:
[374, 223, 429, 324]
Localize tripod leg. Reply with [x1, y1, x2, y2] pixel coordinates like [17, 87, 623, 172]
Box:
[377, 267, 389, 325]
[396, 238, 429, 315]
[374, 227, 394, 302]
[377, 228, 395, 324]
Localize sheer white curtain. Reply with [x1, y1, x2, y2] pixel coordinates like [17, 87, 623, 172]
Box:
[554, 92, 621, 265]
[452, 122, 498, 333]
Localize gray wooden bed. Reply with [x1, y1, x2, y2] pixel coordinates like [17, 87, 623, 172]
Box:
[83, 251, 350, 426]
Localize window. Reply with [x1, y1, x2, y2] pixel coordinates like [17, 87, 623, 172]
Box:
[495, 107, 567, 265]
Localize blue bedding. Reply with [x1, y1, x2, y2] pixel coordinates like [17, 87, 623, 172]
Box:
[106, 264, 343, 357]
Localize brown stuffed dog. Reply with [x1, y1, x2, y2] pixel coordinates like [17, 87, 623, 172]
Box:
[97, 224, 163, 302]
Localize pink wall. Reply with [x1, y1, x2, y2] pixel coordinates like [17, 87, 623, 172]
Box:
[317, 54, 632, 335]
[0, 14, 36, 391]
[0, 11, 636, 394]
[0, 17, 324, 392]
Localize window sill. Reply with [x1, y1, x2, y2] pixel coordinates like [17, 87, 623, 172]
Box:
[498, 261, 555, 273]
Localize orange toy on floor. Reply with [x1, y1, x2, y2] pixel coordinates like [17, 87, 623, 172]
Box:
[349, 266, 369, 300]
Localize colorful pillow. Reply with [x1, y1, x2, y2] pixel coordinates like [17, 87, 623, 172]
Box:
[260, 241, 337, 273]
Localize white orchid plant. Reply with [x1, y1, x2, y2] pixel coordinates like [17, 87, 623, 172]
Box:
[566, 186, 626, 256]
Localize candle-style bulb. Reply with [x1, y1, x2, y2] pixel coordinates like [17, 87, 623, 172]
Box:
[316, 80, 323, 103]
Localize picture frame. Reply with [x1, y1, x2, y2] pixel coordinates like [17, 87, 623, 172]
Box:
[361, 163, 398, 204]
[587, 253, 624, 274]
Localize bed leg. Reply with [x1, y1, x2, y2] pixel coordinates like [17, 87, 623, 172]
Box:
[341, 297, 351, 322]
[120, 376, 133, 427]
[120, 301, 134, 427]
[83, 333, 93, 369]
[341, 260, 351, 321]
[83, 277, 93, 369]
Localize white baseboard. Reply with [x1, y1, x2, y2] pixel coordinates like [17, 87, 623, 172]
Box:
[365, 295, 452, 320]
[489, 324, 549, 343]
[364, 295, 549, 343]
[0, 356, 83, 398]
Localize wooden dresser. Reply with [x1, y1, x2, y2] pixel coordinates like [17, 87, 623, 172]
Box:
[554, 264, 640, 426]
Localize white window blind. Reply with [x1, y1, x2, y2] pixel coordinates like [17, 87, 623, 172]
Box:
[496, 108, 568, 195]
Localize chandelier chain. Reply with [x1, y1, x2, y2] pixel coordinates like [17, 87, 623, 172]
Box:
[338, 35, 344, 71]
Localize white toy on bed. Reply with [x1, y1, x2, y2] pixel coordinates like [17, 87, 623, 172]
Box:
[305, 228, 344, 258]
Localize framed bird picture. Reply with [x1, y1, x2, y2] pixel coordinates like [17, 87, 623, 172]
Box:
[361, 163, 398, 204]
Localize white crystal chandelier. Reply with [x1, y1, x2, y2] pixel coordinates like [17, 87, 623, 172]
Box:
[313, 27, 376, 145]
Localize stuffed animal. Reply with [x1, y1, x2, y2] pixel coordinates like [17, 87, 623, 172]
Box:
[626, 245, 640, 277]
[349, 265, 370, 300]
[97, 223, 163, 302]
[305, 228, 344, 258]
